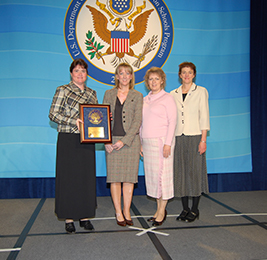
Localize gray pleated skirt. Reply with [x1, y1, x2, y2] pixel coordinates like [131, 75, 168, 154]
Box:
[106, 135, 141, 183]
[174, 135, 209, 197]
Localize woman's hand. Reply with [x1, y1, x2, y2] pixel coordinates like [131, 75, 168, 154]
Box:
[105, 144, 114, 154]
[76, 119, 84, 131]
[199, 130, 207, 155]
[198, 141, 206, 155]
[163, 145, 171, 158]
[112, 140, 124, 151]
[140, 145, 143, 157]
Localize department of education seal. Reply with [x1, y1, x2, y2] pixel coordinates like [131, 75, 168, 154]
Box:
[64, 0, 174, 85]
[88, 109, 103, 124]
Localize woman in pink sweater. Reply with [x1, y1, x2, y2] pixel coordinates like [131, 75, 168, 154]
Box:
[140, 67, 177, 226]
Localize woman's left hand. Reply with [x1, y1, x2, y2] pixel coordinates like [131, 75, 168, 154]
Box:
[163, 145, 171, 158]
[198, 142, 207, 155]
[112, 140, 124, 151]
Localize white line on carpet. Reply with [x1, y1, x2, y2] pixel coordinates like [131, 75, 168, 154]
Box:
[216, 213, 267, 217]
[0, 248, 21, 252]
[128, 226, 169, 236]
[91, 215, 179, 221]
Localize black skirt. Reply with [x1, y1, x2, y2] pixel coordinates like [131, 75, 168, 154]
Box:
[55, 133, 96, 220]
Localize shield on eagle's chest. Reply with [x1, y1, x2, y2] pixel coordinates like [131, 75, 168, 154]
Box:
[111, 31, 130, 53]
[109, 0, 133, 15]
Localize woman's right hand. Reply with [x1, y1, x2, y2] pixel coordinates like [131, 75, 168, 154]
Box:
[76, 119, 84, 131]
[140, 145, 143, 157]
[105, 144, 113, 153]
[163, 144, 171, 158]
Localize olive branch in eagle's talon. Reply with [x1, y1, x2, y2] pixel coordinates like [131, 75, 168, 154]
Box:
[133, 35, 158, 68]
[85, 30, 105, 64]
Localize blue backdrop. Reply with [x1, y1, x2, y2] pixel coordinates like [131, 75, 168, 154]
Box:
[0, 0, 259, 198]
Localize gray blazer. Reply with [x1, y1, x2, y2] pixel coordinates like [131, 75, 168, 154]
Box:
[103, 87, 143, 147]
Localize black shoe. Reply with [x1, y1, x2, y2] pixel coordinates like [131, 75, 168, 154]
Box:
[176, 209, 189, 221]
[79, 220, 94, 230]
[65, 222, 76, 233]
[152, 219, 164, 226]
[185, 211, 199, 222]
[152, 210, 167, 227]
[147, 217, 156, 222]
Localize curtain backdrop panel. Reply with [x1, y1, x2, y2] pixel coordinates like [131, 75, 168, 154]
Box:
[0, 177, 149, 199]
[2, 0, 267, 198]
[0, 0, 251, 180]
[250, 0, 267, 190]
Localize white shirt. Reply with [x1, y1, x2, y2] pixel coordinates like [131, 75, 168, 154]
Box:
[170, 83, 210, 136]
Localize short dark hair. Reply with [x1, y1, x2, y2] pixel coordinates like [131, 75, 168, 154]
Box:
[69, 59, 88, 73]
[178, 62, 196, 76]
[178, 62, 196, 83]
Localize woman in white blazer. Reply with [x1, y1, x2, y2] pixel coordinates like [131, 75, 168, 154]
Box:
[170, 62, 210, 222]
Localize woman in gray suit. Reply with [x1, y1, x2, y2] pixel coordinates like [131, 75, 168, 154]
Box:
[103, 63, 143, 226]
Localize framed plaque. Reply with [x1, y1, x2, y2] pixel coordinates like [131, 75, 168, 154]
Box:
[79, 104, 112, 143]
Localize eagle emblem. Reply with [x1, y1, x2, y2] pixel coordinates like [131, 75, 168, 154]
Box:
[85, 1, 158, 68]
[64, 0, 174, 84]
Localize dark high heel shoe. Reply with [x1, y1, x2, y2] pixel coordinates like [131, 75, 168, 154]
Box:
[147, 217, 156, 222]
[176, 209, 189, 221]
[185, 211, 199, 222]
[115, 214, 126, 227]
[122, 213, 133, 226]
[125, 218, 133, 226]
[79, 220, 94, 230]
[65, 222, 76, 234]
[152, 210, 167, 227]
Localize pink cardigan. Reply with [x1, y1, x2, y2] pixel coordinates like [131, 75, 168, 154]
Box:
[140, 90, 177, 146]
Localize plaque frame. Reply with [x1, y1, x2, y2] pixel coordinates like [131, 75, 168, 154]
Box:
[79, 104, 112, 143]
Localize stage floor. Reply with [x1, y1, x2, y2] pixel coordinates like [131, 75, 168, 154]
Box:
[1, 191, 267, 260]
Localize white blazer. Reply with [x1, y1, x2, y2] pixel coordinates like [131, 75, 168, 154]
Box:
[170, 83, 210, 136]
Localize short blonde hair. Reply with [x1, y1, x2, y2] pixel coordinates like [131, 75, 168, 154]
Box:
[144, 67, 166, 90]
[115, 63, 135, 89]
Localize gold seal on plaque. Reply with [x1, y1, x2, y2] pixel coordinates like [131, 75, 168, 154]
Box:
[88, 109, 103, 125]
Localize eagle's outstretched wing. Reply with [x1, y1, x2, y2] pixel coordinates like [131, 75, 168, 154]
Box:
[86, 5, 111, 44]
[130, 9, 154, 46]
